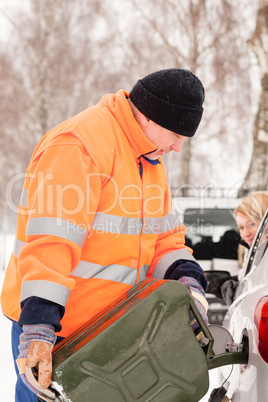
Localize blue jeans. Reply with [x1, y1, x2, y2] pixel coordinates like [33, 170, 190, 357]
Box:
[11, 322, 64, 402]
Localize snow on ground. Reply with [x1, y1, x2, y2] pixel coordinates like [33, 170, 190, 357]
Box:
[0, 270, 16, 402]
[0, 234, 16, 401]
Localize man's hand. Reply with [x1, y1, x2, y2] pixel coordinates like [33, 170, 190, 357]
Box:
[16, 324, 57, 399]
[26, 340, 54, 388]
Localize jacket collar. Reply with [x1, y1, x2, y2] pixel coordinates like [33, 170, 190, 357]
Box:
[100, 90, 157, 159]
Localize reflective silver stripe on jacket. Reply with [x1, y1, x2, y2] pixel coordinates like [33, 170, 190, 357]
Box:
[138, 264, 150, 282]
[91, 212, 143, 235]
[13, 238, 26, 258]
[91, 212, 182, 235]
[21, 280, 70, 306]
[152, 248, 196, 279]
[26, 217, 88, 247]
[19, 187, 28, 209]
[144, 213, 182, 234]
[71, 261, 150, 285]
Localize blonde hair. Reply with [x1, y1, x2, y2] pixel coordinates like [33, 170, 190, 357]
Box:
[234, 191, 268, 224]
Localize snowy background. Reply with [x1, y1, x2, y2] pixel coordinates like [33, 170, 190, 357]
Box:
[0, 235, 16, 402]
[0, 0, 235, 399]
[0, 273, 15, 402]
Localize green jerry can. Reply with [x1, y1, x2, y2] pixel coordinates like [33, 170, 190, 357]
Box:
[48, 279, 248, 402]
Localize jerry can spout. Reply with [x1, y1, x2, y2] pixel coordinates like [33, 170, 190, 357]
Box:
[199, 323, 249, 370]
[207, 350, 249, 370]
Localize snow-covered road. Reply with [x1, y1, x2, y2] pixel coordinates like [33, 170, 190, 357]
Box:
[0, 270, 16, 402]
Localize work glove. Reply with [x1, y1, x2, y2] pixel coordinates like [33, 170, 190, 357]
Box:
[179, 276, 209, 340]
[16, 324, 57, 401]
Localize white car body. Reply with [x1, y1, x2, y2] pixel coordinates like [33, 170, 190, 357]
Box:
[219, 209, 268, 401]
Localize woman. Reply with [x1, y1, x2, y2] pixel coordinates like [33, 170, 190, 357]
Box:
[208, 191, 268, 305]
[236, 191, 268, 245]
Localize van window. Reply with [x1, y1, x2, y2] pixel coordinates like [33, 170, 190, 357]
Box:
[183, 208, 240, 261]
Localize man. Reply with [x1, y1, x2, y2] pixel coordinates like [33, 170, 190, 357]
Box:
[1, 68, 208, 401]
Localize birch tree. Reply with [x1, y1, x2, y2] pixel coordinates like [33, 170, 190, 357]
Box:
[242, 0, 268, 190]
[0, 47, 29, 269]
[0, 0, 261, 223]
[0, 0, 122, 267]
[110, 0, 256, 192]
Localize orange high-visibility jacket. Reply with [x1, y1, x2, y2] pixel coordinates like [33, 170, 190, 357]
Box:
[1, 90, 196, 337]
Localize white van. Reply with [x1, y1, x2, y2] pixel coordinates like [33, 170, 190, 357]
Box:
[172, 190, 243, 325]
[172, 190, 242, 275]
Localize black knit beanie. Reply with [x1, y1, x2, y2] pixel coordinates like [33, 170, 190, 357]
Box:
[129, 68, 205, 137]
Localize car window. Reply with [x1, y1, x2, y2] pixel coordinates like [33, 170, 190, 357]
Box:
[183, 208, 240, 261]
[244, 209, 268, 276]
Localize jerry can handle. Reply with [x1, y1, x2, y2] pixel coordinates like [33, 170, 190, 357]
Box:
[188, 294, 214, 360]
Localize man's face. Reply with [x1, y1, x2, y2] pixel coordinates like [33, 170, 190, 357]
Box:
[143, 120, 185, 160]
